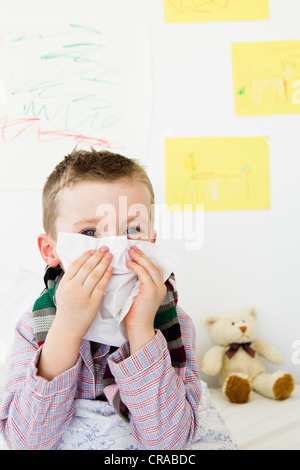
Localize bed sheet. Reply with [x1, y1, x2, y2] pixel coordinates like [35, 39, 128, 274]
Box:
[0, 381, 237, 450]
[209, 385, 300, 450]
[2, 384, 299, 450]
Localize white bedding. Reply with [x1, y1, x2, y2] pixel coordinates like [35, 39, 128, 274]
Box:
[2, 383, 299, 450]
[0, 381, 237, 450]
[209, 385, 300, 450]
[57, 381, 237, 450]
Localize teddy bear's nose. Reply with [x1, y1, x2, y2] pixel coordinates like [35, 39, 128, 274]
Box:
[239, 326, 247, 333]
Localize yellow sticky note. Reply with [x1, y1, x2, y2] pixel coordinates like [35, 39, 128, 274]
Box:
[165, 137, 270, 211]
[164, 0, 269, 23]
[232, 40, 300, 116]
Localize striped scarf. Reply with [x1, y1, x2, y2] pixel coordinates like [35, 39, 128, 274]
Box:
[32, 265, 186, 422]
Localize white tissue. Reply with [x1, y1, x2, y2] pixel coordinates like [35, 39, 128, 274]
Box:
[56, 232, 179, 346]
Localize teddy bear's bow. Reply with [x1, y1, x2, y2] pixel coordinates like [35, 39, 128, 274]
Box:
[226, 342, 256, 359]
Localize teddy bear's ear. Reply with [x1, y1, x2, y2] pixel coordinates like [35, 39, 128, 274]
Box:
[203, 315, 219, 330]
[246, 307, 257, 318]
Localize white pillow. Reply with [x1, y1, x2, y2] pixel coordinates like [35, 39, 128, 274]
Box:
[0, 263, 43, 401]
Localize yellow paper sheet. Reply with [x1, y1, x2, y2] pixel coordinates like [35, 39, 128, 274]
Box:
[232, 40, 300, 116]
[165, 137, 270, 211]
[164, 0, 269, 23]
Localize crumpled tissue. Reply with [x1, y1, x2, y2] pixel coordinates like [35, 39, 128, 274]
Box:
[56, 232, 179, 346]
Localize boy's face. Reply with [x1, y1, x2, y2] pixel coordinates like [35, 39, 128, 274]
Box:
[54, 179, 155, 242]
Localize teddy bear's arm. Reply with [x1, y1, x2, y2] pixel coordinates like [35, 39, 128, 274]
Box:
[201, 345, 225, 376]
[252, 340, 283, 364]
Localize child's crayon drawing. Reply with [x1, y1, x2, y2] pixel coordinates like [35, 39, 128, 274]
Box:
[165, 137, 270, 211]
[232, 40, 300, 116]
[164, 0, 269, 23]
[0, 22, 152, 190]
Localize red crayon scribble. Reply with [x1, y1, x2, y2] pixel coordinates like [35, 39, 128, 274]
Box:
[0, 116, 123, 150]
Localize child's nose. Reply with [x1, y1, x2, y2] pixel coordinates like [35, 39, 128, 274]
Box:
[239, 326, 247, 333]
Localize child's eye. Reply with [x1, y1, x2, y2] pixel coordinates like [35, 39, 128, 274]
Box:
[81, 229, 98, 237]
[126, 226, 141, 235]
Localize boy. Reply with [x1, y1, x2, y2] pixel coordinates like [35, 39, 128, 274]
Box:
[0, 148, 202, 450]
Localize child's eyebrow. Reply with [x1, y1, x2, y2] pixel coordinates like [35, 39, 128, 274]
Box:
[72, 217, 102, 228]
[127, 215, 148, 223]
[72, 215, 148, 228]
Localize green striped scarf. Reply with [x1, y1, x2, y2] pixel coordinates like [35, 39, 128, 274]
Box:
[32, 265, 186, 421]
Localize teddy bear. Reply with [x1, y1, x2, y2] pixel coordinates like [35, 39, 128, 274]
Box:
[201, 307, 295, 403]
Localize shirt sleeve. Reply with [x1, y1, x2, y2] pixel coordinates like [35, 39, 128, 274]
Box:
[107, 306, 202, 450]
[0, 310, 81, 450]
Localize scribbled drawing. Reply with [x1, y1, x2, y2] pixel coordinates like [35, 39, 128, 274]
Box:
[0, 116, 118, 148]
[249, 60, 297, 106]
[232, 41, 300, 116]
[0, 22, 152, 190]
[167, 0, 230, 14]
[164, 137, 270, 212]
[164, 0, 269, 22]
[251, 76, 286, 105]
[0, 25, 132, 140]
[0, 22, 151, 148]
[182, 152, 252, 206]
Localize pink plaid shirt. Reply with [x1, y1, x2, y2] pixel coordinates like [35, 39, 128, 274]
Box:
[0, 305, 201, 450]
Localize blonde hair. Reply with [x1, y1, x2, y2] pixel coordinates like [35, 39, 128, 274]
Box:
[42, 148, 155, 239]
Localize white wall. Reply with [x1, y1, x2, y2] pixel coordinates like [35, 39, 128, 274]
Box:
[1, 0, 299, 385]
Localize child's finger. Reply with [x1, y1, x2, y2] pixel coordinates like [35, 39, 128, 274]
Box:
[155, 265, 165, 281]
[83, 251, 113, 296]
[92, 264, 113, 299]
[66, 246, 109, 284]
[62, 249, 99, 280]
[128, 247, 163, 286]
[126, 259, 153, 287]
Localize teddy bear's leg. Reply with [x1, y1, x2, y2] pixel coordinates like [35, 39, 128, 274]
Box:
[222, 373, 252, 403]
[252, 371, 294, 400]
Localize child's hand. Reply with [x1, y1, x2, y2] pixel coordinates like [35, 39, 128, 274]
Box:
[126, 246, 167, 354]
[54, 246, 113, 340]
